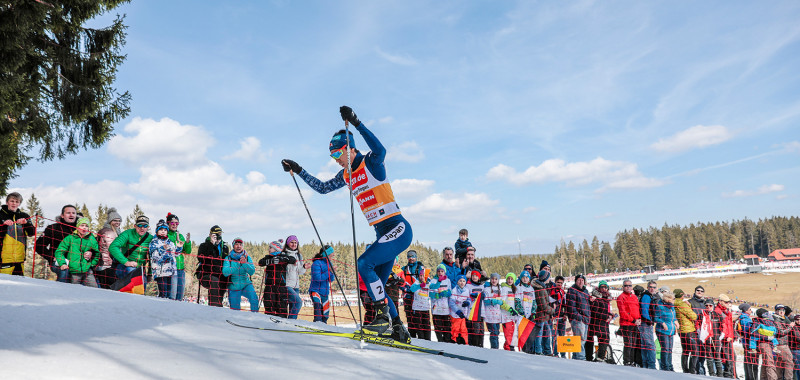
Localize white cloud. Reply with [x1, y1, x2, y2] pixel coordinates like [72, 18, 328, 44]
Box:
[107, 117, 213, 167]
[246, 171, 266, 184]
[594, 212, 615, 219]
[651, 125, 733, 153]
[387, 141, 425, 163]
[722, 184, 785, 198]
[315, 160, 343, 181]
[404, 192, 499, 222]
[223, 137, 267, 162]
[374, 47, 417, 66]
[486, 157, 665, 191]
[390, 179, 435, 199]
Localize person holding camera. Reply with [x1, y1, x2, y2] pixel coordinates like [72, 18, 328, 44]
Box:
[196, 225, 230, 307]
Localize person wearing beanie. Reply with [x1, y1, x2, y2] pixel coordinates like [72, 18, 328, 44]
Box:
[283, 235, 307, 320]
[567, 274, 591, 361]
[0, 192, 36, 276]
[617, 280, 643, 367]
[258, 238, 296, 317]
[95, 207, 123, 289]
[165, 212, 191, 301]
[515, 269, 538, 354]
[428, 263, 452, 343]
[532, 269, 554, 355]
[539, 260, 550, 272]
[401, 250, 425, 339]
[453, 228, 472, 265]
[698, 298, 724, 376]
[482, 272, 506, 349]
[408, 267, 433, 341]
[309, 245, 336, 323]
[149, 220, 182, 298]
[715, 294, 736, 378]
[687, 284, 707, 375]
[282, 105, 413, 343]
[109, 214, 153, 281]
[463, 269, 485, 347]
[197, 225, 231, 307]
[54, 215, 100, 287]
[499, 272, 519, 351]
[772, 304, 795, 380]
[449, 274, 471, 345]
[673, 287, 698, 374]
[35, 204, 78, 283]
[222, 237, 258, 312]
[751, 307, 779, 379]
[551, 275, 568, 358]
[587, 280, 613, 364]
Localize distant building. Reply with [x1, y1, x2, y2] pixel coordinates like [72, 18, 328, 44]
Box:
[743, 254, 761, 266]
[767, 248, 800, 262]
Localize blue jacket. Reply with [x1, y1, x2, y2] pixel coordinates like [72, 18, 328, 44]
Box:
[749, 317, 779, 349]
[654, 299, 677, 336]
[566, 284, 591, 324]
[440, 260, 460, 284]
[222, 250, 255, 291]
[309, 257, 335, 296]
[454, 238, 472, 263]
[640, 292, 657, 325]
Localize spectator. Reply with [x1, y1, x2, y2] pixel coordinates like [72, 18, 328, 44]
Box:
[222, 238, 258, 312]
[149, 220, 181, 299]
[309, 245, 335, 323]
[689, 285, 708, 375]
[515, 270, 537, 353]
[283, 235, 308, 320]
[639, 280, 658, 369]
[532, 269, 554, 355]
[675, 288, 699, 374]
[515, 263, 534, 285]
[566, 274, 590, 361]
[654, 291, 677, 371]
[751, 308, 778, 380]
[551, 275, 567, 358]
[787, 314, 800, 380]
[460, 247, 486, 279]
[54, 216, 99, 287]
[165, 213, 191, 301]
[0, 192, 36, 276]
[500, 272, 518, 351]
[465, 270, 485, 347]
[409, 269, 432, 341]
[109, 215, 152, 280]
[617, 280, 642, 367]
[737, 303, 758, 380]
[539, 260, 550, 273]
[773, 305, 795, 380]
[384, 257, 404, 308]
[401, 250, 424, 337]
[716, 294, 736, 378]
[429, 264, 452, 343]
[482, 273, 505, 349]
[586, 280, 613, 363]
[196, 225, 230, 308]
[438, 247, 459, 285]
[358, 273, 376, 324]
[95, 208, 122, 289]
[35, 204, 78, 282]
[258, 239, 294, 317]
[454, 228, 472, 265]
[449, 274, 470, 345]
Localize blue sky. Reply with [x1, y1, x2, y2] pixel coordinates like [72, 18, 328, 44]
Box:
[10, 1, 800, 256]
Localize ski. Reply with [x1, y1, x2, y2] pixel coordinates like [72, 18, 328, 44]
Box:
[226, 319, 487, 363]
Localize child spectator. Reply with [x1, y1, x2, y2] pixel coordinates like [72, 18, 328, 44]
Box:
[283, 235, 307, 320]
[465, 270, 485, 347]
[448, 274, 470, 344]
[429, 264, 452, 343]
[309, 245, 336, 323]
[401, 250, 425, 338]
[0, 192, 36, 276]
[453, 228, 472, 265]
[482, 273, 505, 349]
[149, 220, 182, 298]
[95, 207, 122, 289]
[500, 273, 519, 351]
[222, 238, 258, 312]
[516, 270, 538, 353]
[54, 216, 100, 287]
[750, 308, 779, 380]
[408, 268, 432, 340]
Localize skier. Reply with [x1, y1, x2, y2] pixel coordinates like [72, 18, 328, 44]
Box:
[281, 105, 412, 343]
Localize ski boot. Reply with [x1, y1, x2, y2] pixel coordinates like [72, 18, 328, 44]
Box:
[387, 316, 411, 344]
[359, 300, 391, 336]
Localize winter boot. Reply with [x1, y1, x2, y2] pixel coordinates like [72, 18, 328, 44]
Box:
[360, 300, 391, 336]
[585, 341, 595, 361]
[387, 316, 411, 344]
[681, 354, 689, 373]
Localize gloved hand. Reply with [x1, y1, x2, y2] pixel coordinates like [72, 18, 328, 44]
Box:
[281, 159, 302, 173]
[509, 308, 520, 317]
[492, 299, 503, 306]
[456, 310, 465, 319]
[461, 301, 470, 308]
[271, 257, 282, 265]
[409, 284, 421, 293]
[440, 290, 451, 298]
[339, 105, 361, 126]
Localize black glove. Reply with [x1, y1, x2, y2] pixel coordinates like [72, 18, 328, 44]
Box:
[271, 257, 281, 265]
[462, 301, 470, 308]
[281, 159, 302, 173]
[339, 106, 361, 126]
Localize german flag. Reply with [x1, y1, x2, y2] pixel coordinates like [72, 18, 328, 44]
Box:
[517, 317, 535, 345]
[111, 267, 145, 294]
[467, 292, 483, 321]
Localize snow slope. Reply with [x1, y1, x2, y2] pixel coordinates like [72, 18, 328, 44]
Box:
[0, 274, 699, 379]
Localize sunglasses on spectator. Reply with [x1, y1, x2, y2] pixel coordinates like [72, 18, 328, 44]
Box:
[136, 224, 149, 228]
[623, 285, 632, 287]
[330, 146, 348, 160]
[696, 290, 704, 293]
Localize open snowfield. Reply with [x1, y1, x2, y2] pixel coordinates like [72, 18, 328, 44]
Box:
[0, 274, 706, 379]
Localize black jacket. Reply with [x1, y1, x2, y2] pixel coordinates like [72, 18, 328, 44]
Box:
[34, 216, 76, 264]
[567, 284, 591, 324]
[196, 238, 230, 282]
[259, 253, 296, 287]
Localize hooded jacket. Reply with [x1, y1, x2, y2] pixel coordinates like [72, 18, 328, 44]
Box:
[222, 249, 255, 291]
[284, 248, 305, 289]
[309, 256, 335, 296]
[0, 205, 35, 265]
[675, 297, 697, 333]
[96, 223, 120, 269]
[149, 235, 181, 278]
[654, 299, 677, 336]
[588, 288, 612, 337]
[54, 230, 100, 274]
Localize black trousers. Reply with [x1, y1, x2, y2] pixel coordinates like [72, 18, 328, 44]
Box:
[466, 319, 484, 347]
[620, 325, 642, 366]
[432, 314, 452, 343]
[201, 274, 228, 307]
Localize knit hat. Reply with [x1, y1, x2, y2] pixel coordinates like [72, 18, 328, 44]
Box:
[537, 269, 550, 282]
[695, 285, 705, 292]
[76, 217, 90, 227]
[662, 292, 675, 301]
[268, 240, 282, 253]
[674, 289, 685, 298]
[718, 294, 731, 302]
[232, 237, 244, 245]
[166, 212, 179, 223]
[286, 235, 298, 245]
[469, 270, 481, 279]
[155, 219, 168, 232]
[506, 272, 517, 282]
[539, 260, 550, 271]
[633, 285, 644, 296]
[756, 308, 768, 318]
[738, 303, 751, 313]
[406, 250, 417, 259]
[436, 264, 446, 273]
[456, 274, 467, 283]
[329, 130, 356, 151]
[106, 207, 122, 222]
[599, 280, 608, 287]
[135, 215, 149, 225]
[209, 225, 222, 234]
[775, 304, 786, 311]
[519, 270, 530, 279]
[490, 273, 500, 279]
[574, 274, 585, 282]
[658, 286, 670, 294]
[704, 298, 715, 306]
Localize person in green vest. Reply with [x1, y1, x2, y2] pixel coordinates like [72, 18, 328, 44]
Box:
[165, 213, 191, 301]
[109, 215, 153, 280]
[54, 216, 100, 287]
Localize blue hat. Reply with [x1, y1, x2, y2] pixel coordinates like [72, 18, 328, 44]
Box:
[519, 270, 531, 279]
[406, 250, 417, 259]
[456, 274, 467, 283]
[538, 269, 550, 282]
[155, 219, 168, 232]
[329, 130, 356, 151]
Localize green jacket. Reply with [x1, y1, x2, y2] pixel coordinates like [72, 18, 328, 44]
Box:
[109, 228, 153, 266]
[55, 231, 100, 274]
[168, 230, 191, 270]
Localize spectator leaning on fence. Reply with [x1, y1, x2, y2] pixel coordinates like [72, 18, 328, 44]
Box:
[196, 225, 230, 308]
[566, 274, 590, 361]
[54, 216, 100, 287]
[617, 280, 642, 367]
[35, 204, 78, 283]
[95, 208, 122, 289]
[0, 192, 36, 276]
[166, 213, 190, 301]
[109, 215, 153, 280]
[222, 238, 258, 312]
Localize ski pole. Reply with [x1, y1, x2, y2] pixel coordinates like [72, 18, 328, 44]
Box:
[288, 172, 358, 324]
[344, 119, 363, 329]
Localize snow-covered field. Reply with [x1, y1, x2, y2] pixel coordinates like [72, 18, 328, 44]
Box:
[0, 274, 704, 379]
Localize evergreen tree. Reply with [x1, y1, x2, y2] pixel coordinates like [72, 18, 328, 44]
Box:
[94, 203, 108, 231]
[123, 204, 143, 230]
[78, 203, 92, 225]
[652, 232, 666, 269]
[0, 0, 131, 194]
[24, 193, 44, 228]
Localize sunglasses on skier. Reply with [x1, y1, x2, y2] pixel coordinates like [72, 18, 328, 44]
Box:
[330, 145, 348, 160]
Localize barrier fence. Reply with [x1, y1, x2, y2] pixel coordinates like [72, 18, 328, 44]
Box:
[6, 214, 800, 378]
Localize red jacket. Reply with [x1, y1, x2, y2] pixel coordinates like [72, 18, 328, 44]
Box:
[617, 291, 641, 326]
[715, 303, 734, 340]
